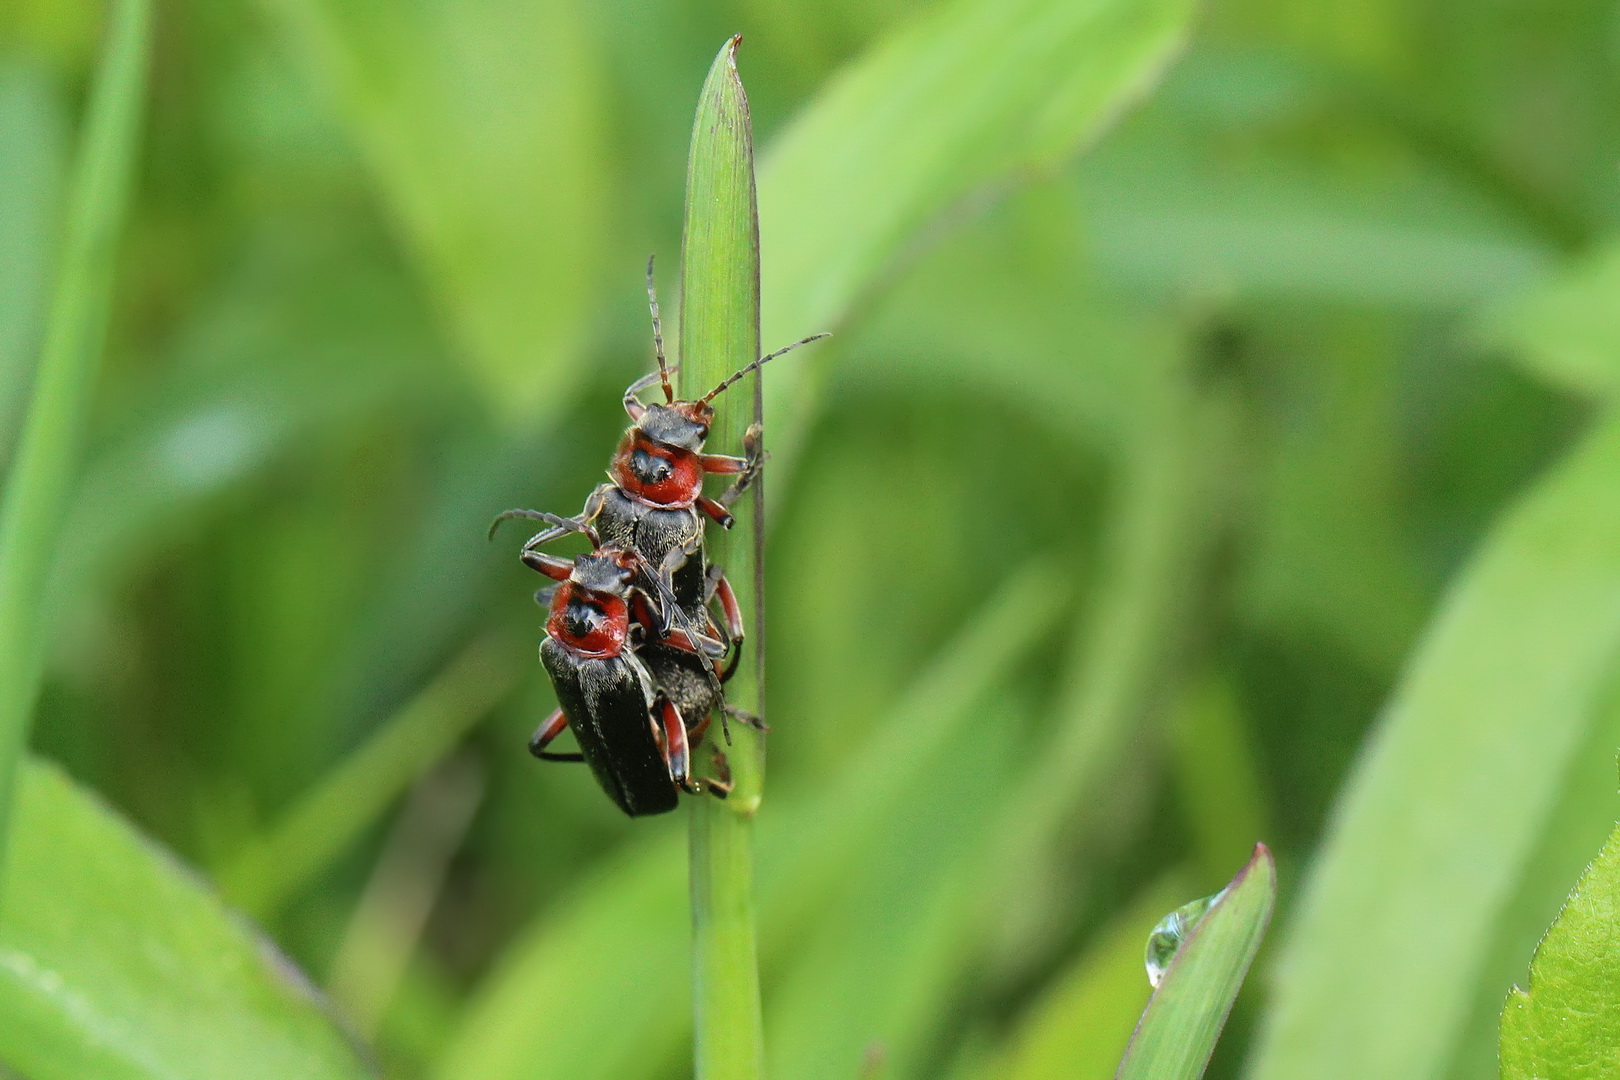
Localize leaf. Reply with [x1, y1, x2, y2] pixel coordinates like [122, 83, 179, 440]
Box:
[678, 36, 767, 1080]
[269, 0, 610, 423]
[1500, 821, 1620, 1080]
[1479, 238, 1620, 400]
[757, 0, 1200, 466]
[1114, 845, 1275, 1080]
[1247, 415, 1620, 1080]
[0, 0, 149, 859]
[0, 758, 374, 1080]
[0, 62, 66, 452]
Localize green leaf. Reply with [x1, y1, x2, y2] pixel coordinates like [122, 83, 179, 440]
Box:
[1500, 821, 1620, 1080]
[0, 0, 149, 864]
[1114, 845, 1275, 1080]
[0, 759, 374, 1080]
[1480, 238, 1620, 400]
[678, 36, 767, 1080]
[757, 0, 1199, 465]
[269, 0, 610, 423]
[0, 63, 66, 450]
[1248, 415, 1620, 1080]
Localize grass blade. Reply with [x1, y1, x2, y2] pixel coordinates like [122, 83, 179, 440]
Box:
[679, 36, 766, 1080]
[0, 0, 149, 868]
[757, 0, 1199, 468]
[1248, 414, 1620, 1080]
[1114, 845, 1275, 1080]
[0, 64, 66, 451]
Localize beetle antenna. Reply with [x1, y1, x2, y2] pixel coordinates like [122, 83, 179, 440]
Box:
[488, 508, 599, 548]
[646, 256, 674, 404]
[700, 332, 830, 405]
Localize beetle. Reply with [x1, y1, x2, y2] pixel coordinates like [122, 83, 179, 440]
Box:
[492, 258, 827, 650]
[521, 517, 724, 816]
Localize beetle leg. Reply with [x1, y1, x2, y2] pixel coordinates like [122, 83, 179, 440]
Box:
[704, 749, 733, 799]
[696, 495, 734, 529]
[659, 623, 729, 660]
[709, 569, 745, 644]
[520, 549, 573, 581]
[716, 424, 765, 508]
[687, 708, 712, 748]
[657, 699, 701, 794]
[698, 453, 747, 474]
[529, 708, 583, 762]
[724, 703, 768, 733]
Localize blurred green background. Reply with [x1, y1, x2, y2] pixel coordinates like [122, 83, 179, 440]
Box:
[3, 0, 1619, 1078]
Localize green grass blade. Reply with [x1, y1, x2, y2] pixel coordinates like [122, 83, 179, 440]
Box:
[679, 37, 769, 1080]
[218, 636, 516, 917]
[0, 0, 149, 869]
[1114, 845, 1275, 1080]
[757, 0, 1199, 467]
[0, 759, 374, 1080]
[269, 0, 609, 424]
[1249, 414, 1620, 1080]
[0, 64, 66, 450]
[1500, 821, 1620, 1079]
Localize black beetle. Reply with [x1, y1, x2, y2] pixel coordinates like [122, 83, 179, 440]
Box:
[523, 527, 716, 816]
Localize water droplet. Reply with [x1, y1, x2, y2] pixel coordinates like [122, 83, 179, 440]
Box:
[1144, 891, 1221, 987]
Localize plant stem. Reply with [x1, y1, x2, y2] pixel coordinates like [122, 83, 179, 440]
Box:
[679, 35, 766, 1080]
[0, 0, 150, 873]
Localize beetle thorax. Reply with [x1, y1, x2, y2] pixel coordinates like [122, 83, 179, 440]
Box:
[547, 582, 629, 659]
[610, 430, 704, 507]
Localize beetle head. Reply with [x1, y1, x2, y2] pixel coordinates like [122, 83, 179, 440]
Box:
[635, 401, 712, 453]
[569, 546, 641, 596]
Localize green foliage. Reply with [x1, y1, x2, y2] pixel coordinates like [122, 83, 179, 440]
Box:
[1249, 415, 1620, 1080]
[268, 0, 609, 424]
[680, 36, 768, 1080]
[4, 0, 1620, 1076]
[0, 759, 372, 1080]
[1482, 240, 1620, 400]
[0, 0, 147, 865]
[1115, 846, 1275, 1080]
[758, 0, 1200, 465]
[1501, 822, 1620, 1080]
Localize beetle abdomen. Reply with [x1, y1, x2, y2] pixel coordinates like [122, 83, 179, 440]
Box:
[540, 639, 679, 817]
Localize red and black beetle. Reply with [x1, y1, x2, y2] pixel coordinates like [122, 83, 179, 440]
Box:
[522, 517, 728, 816]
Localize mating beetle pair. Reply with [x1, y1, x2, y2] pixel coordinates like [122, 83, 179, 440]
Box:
[493, 259, 826, 816]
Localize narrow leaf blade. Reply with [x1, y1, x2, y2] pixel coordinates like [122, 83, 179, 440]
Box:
[0, 0, 149, 863]
[1249, 415, 1620, 1080]
[1114, 845, 1274, 1080]
[757, 0, 1199, 463]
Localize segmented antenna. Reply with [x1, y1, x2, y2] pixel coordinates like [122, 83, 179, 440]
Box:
[700, 333, 831, 405]
[488, 508, 600, 549]
[646, 256, 674, 404]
